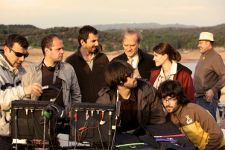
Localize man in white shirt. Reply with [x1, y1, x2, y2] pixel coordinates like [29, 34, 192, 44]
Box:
[112, 30, 155, 80]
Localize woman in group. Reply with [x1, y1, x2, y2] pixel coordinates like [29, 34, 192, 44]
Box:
[149, 42, 195, 103]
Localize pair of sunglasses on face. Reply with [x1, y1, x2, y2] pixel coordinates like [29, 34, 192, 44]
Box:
[10, 48, 29, 58]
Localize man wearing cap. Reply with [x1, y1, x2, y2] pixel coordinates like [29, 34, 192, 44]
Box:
[194, 32, 225, 119]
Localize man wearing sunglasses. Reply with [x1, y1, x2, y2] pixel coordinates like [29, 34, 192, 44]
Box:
[0, 34, 42, 149]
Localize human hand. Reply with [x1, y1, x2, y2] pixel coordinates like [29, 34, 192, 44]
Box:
[205, 89, 214, 102]
[24, 83, 43, 97]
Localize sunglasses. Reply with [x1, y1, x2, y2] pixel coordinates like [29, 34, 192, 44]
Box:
[10, 48, 29, 58]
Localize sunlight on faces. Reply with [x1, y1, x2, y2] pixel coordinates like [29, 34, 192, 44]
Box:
[162, 96, 179, 113]
[5, 43, 28, 68]
[123, 73, 137, 89]
[198, 41, 211, 54]
[153, 52, 168, 67]
[123, 34, 139, 58]
[47, 37, 64, 62]
[82, 33, 99, 54]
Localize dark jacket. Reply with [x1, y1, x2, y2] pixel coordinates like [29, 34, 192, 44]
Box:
[112, 49, 155, 80]
[97, 79, 166, 128]
[66, 49, 109, 103]
[150, 63, 195, 103]
[194, 48, 225, 97]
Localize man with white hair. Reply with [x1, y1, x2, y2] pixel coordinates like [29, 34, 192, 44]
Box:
[194, 32, 225, 119]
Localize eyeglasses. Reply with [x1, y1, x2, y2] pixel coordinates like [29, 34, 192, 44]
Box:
[162, 97, 177, 103]
[10, 48, 29, 58]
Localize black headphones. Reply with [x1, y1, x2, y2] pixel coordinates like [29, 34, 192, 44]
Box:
[43, 103, 65, 120]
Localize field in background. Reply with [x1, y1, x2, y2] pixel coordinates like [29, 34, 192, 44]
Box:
[26, 47, 225, 63]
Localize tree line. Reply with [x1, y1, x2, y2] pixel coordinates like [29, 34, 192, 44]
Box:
[0, 24, 225, 52]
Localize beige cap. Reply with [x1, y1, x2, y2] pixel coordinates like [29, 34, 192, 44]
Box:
[199, 32, 214, 41]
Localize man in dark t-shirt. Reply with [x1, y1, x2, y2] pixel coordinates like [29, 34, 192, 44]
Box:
[22, 34, 81, 147]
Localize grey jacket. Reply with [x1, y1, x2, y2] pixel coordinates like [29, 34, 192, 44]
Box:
[0, 53, 26, 136]
[22, 61, 81, 112]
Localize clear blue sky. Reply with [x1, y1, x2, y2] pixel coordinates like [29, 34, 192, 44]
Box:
[1, 0, 225, 29]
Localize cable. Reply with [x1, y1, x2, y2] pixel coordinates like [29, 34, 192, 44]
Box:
[42, 116, 46, 149]
[115, 142, 146, 148]
[97, 124, 105, 150]
[14, 109, 18, 150]
[110, 90, 120, 150]
[108, 111, 112, 150]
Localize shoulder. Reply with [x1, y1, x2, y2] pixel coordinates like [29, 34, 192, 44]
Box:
[177, 63, 192, 74]
[183, 103, 208, 114]
[138, 49, 153, 59]
[59, 62, 76, 75]
[96, 52, 109, 60]
[65, 52, 78, 62]
[111, 53, 127, 61]
[22, 61, 39, 73]
[98, 87, 111, 96]
[96, 87, 114, 104]
[137, 79, 156, 93]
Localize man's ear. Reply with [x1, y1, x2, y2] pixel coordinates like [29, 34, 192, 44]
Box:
[45, 47, 51, 54]
[80, 39, 86, 46]
[3, 46, 10, 54]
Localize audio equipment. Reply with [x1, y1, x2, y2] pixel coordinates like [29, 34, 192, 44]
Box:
[11, 100, 51, 140]
[69, 102, 116, 149]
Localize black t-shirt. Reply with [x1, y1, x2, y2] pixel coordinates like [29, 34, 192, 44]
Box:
[117, 89, 139, 133]
[38, 64, 64, 108]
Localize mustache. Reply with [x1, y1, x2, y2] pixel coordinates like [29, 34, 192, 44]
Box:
[165, 106, 173, 109]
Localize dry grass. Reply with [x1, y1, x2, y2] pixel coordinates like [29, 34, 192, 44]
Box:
[25, 47, 225, 63]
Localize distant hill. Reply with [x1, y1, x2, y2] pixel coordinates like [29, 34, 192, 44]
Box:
[94, 23, 197, 31]
[0, 23, 225, 51]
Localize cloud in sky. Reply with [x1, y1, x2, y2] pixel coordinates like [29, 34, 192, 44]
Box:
[1, 0, 225, 28]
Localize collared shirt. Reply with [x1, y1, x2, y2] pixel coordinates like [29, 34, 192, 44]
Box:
[153, 61, 177, 89]
[127, 53, 139, 69]
[85, 53, 96, 70]
[128, 53, 141, 78]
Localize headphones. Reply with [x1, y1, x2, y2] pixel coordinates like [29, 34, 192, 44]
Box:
[43, 103, 65, 120]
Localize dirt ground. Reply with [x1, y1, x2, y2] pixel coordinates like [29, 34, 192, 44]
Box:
[26, 47, 225, 63]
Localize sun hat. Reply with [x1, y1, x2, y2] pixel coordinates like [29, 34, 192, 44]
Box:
[199, 32, 214, 41]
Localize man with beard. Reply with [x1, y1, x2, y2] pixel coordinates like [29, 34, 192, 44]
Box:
[23, 34, 81, 146]
[0, 34, 42, 150]
[158, 80, 225, 150]
[66, 25, 109, 103]
[97, 60, 165, 148]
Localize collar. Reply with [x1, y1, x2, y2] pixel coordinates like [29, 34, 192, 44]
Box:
[0, 53, 20, 75]
[119, 88, 137, 102]
[127, 53, 139, 68]
[172, 104, 183, 116]
[200, 48, 214, 60]
[36, 59, 61, 72]
[159, 60, 177, 77]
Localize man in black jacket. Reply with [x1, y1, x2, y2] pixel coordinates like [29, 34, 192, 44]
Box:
[112, 30, 155, 80]
[66, 25, 109, 103]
